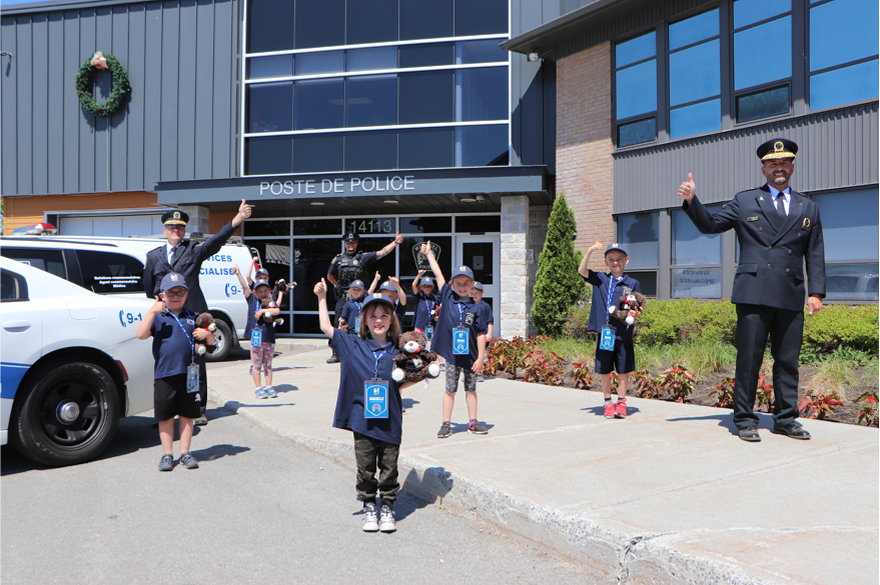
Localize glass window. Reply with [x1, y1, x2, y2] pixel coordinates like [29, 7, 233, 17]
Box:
[399, 216, 453, 233]
[669, 8, 718, 51]
[618, 118, 656, 147]
[399, 128, 454, 169]
[734, 16, 791, 90]
[1, 248, 66, 280]
[617, 212, 659, 267]
[293, 219, 342, 236]
[246, 136, 292, 175]
[671, 267, 723, 298]
[456, 216, 501, 232]
[245, 220, 291, 237]
[669, 39, 720, 106]
[454, 0, 507, 37]
[810, 59, 879, 110]
[295, 52, 344, 76]
[810, 0, 878, 72]
[248, 56, 293, 80]
[670, 98, 721, 138]
[732, 0, 790, 29]
[77, 250, 146, 294]
[616, 61, 657, 119]
[290, 238, 339, 311]
[344, 218, 398, 236]
[346, 0, 398, 45]
[295, 0, 344, 49]
[293, 134, 344, 173]
[294, 79, 344, 130]
[399, 235, 452, 279]
[346, 75, 397, 127]
[824, 263, 879, 302]
[626, 271, 658, 297]
[1, 270, 26, 301]
[736, 86, 790, 122]
[399, 71, 454, 124]
[456, 68, 508, 122]
[812, 188, 879, 261]
[345, 131, 397, 171]
[456, 40, 508, 64]
[247, 83, 293, 133]
[347, 47, 397, 72]
[400, 0, 453, 41]
[671, 206, 722, 265]
[399, 43, 453, 68]
[615, 31, 656, 68]
[456, 125, 508, 167]
[247, 0, 293, 53]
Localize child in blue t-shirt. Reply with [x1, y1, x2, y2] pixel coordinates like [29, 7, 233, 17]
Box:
[420, 242, 488, 439]
[371, 273, 407, 329]
[577, 242, 642, 419]
[315, 279, 414, 533]
[234, 265, 280, 399]
[470, 282, 495, 382]
[411, 270, 439, 338]
[136, 272, 215, 472]
[338, 279, 367, 335]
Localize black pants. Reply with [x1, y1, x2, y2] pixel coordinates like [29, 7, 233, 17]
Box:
[353, 432, 399, 504]
[733, 304, 803, 430]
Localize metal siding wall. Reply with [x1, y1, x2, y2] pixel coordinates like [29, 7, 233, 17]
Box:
[0, 0, 240, 197]
[613, 102, 880, 214]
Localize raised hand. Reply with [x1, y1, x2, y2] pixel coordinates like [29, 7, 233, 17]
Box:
[239, 199, 252, 218]
[314, 278, 327, 298]
[148, 296, 166, 314]
[678, 172, 696, 202]
[588, 240, 604, 253]
[394, 232, 403, 244]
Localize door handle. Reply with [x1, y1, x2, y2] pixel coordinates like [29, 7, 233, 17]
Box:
[3, 320, 31, 332]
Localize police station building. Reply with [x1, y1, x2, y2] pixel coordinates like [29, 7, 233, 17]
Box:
[1, 0, 560, 337]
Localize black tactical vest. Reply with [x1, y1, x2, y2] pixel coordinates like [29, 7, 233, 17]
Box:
[336, 252, 366, 291]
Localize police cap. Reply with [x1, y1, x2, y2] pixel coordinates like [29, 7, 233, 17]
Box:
[757, 138, 798, 162]
[161, 210, 189, 226]
[343, 233, 360, 242]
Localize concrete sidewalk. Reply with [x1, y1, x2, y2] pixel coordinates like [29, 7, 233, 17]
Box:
[207, 340, 878, 584]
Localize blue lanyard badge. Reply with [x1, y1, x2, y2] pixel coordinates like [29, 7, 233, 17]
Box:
[251, 329, 262, 347]
[605, 276, 619, 322]
[168, 310, 197, 364]
[426, 326, 434, 341]
[453, 302, 470, 354]
[364, 348, 389, 419]
[168, 310, 200, 393]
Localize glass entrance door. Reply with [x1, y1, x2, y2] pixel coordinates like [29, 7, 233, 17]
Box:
[456, 235, 500, 336]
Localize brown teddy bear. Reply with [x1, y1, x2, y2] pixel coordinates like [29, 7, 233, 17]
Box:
[260, 297, 280, 325]
[194, 313, 217, 355]
[608, 292, 646, 326]
[391, 331, 441, 383]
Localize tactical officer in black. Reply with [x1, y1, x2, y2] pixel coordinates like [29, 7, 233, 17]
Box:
[326, 231, 403, 362]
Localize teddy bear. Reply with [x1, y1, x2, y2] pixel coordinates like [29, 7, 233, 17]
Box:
[391, 331, 441, 383]
[608, 292, 646, 326]
[274, 279, 295, 294]
[260, 297, 280, 325]
[194, 313, 217, 355]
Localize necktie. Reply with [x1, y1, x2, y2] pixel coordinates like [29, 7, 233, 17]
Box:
[776, 193, 787, 220]
[170, 245, 181, 266]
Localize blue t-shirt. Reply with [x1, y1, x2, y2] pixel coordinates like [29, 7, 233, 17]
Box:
[150, 310, 202, 380]
[243, 294, 277, 345]
[474, 301, 495, 328]
[340, 297, 365, 335]
[412, 291, 438, 330]
[431, 282, 487, 366]
[583, 270, 642, 338]
[330, 332, 403, 444]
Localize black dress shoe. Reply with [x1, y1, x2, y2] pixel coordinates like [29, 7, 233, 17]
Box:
[771, 423, 810, 439]
[738, 426, 761, 442]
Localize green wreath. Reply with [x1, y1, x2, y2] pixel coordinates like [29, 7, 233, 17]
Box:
[75, 53, 131, 117]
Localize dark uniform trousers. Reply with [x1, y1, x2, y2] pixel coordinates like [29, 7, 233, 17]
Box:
[143, 221, 239, 413]
[684, 186, 825, 430]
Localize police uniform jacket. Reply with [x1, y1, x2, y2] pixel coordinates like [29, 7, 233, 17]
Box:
[684, 185, 826, 312]
[328, 251, 378, 296]
[143, 221, 238, 313]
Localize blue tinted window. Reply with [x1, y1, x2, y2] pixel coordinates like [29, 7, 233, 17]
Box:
[616, 60, 657, 119]
[347, 0, 398, 45]
[399, 71, 454, 124]
[456, 125, 508, 167]
[618, 118, 656, 147]
[296, 52, 344, 76]
[247, 0, 292, 53]
[455, 0, 507, 36]
[670, 99, 720, 139]
[246, 136, 292, 175]
[733, 0, 790, 29]
[247, 83, 293, 133]
[347, 75, 398, 127]
[669, 39, 720, 106]
[811, 59, 879, 110]
[399, 128, 454, 169]
[671, 267, 722, 298]
[457, 68, 508, 122]
[295, 79, 344, 130]
[248, 56, 293, 80]
[347, 47, 397, 72]
[400, 0, 453, 41]
[669, 9, 718, 51]
[671, 206, 722, 265]
[457, 40, 508, 64]
[813, 188, 879, 261]
[295, 0, 343, 49]
[618, 212, 659, 266]
[345, 131, 397, 171]
[824, 263, 879, 301]
[734, 16, 791, 90]
[400, 43, 453, 68]
[810, 0, 879, 72]
[737, 86, 790, 122]
[616, 31, 655, 68]
[293, 134, 343, 173]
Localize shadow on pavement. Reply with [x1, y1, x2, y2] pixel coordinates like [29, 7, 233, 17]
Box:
[397, 465, 454, 521]
[191, 443, 251, 462]
[665, 412, 741, 434]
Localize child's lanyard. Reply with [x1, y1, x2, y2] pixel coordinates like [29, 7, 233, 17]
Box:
[458, 302, 466, 324]
[425, 296, 434, 318]
[372, 348, 387, 378]
[168, 309, 197, 365]
[605, 276, 620, 324]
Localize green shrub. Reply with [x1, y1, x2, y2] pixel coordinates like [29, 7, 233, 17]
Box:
[802, 304, 879, 354]
[634, 298, 737, 345]
[563, 303, 593, 339]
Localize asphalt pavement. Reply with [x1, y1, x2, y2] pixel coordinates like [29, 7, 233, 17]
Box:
[207, 339, 879, 585]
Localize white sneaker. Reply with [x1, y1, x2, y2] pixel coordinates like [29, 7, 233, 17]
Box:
[255, 387, 268, 399]
[362, 502, 379, 532]
[379, 504, 396, 532]
[265, 386, 277, 398]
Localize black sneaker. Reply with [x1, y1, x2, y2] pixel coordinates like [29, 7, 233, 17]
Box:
[158, 454, 173, 472]
[468, 420, 489, 435]
[327, 353, 340, 364]
[180, 452, 199, 469]
[379, 504, 396, 532]
[437, 422, 452, 439]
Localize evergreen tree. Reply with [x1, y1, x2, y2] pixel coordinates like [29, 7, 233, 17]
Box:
[532, 194, 586, 336]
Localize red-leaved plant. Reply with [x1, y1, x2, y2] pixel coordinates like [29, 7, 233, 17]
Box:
[710, 377, 735, 409]
[631, 370, 664, 399]
[756, 375, 775, 412]
[660, 366, 695, 403]
[798, 392, 845, 420]
[855, 391, 879, 427]
[571, 362, 595, 389]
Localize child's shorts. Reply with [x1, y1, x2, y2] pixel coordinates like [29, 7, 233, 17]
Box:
[154, 373, 201, 421]
[445, 362, 477, 393]
[251, 342, 275, 375]
[595, 336, 635, 375]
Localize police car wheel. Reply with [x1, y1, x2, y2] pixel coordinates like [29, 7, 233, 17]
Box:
[204, 318, 232, 362]
[10, 359, 120, 466]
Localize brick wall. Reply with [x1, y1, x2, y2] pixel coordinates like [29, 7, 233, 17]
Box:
[556, 41, 615, 272]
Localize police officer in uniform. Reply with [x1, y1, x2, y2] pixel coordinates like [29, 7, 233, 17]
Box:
[678, 138, 826, 442]
[143, 199, 253, 423]
[325, 231, 404, 363]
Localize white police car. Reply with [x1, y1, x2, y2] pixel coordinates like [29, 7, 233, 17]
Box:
[1, 257, 155, 466]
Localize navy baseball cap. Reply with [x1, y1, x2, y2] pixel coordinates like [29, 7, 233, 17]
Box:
[160, 272, 188, 291]
[379, 280, 396, 292]
[349, 279, 365, 290]
[450, 265, 474, 280]
[472, 282, 484, 291]
[362, 293, 394, 312]
[254, 280, 271, 290]
[420, 276, 434, 286]
[605, 243, 628, 256]
[255, 268, 270, 278]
